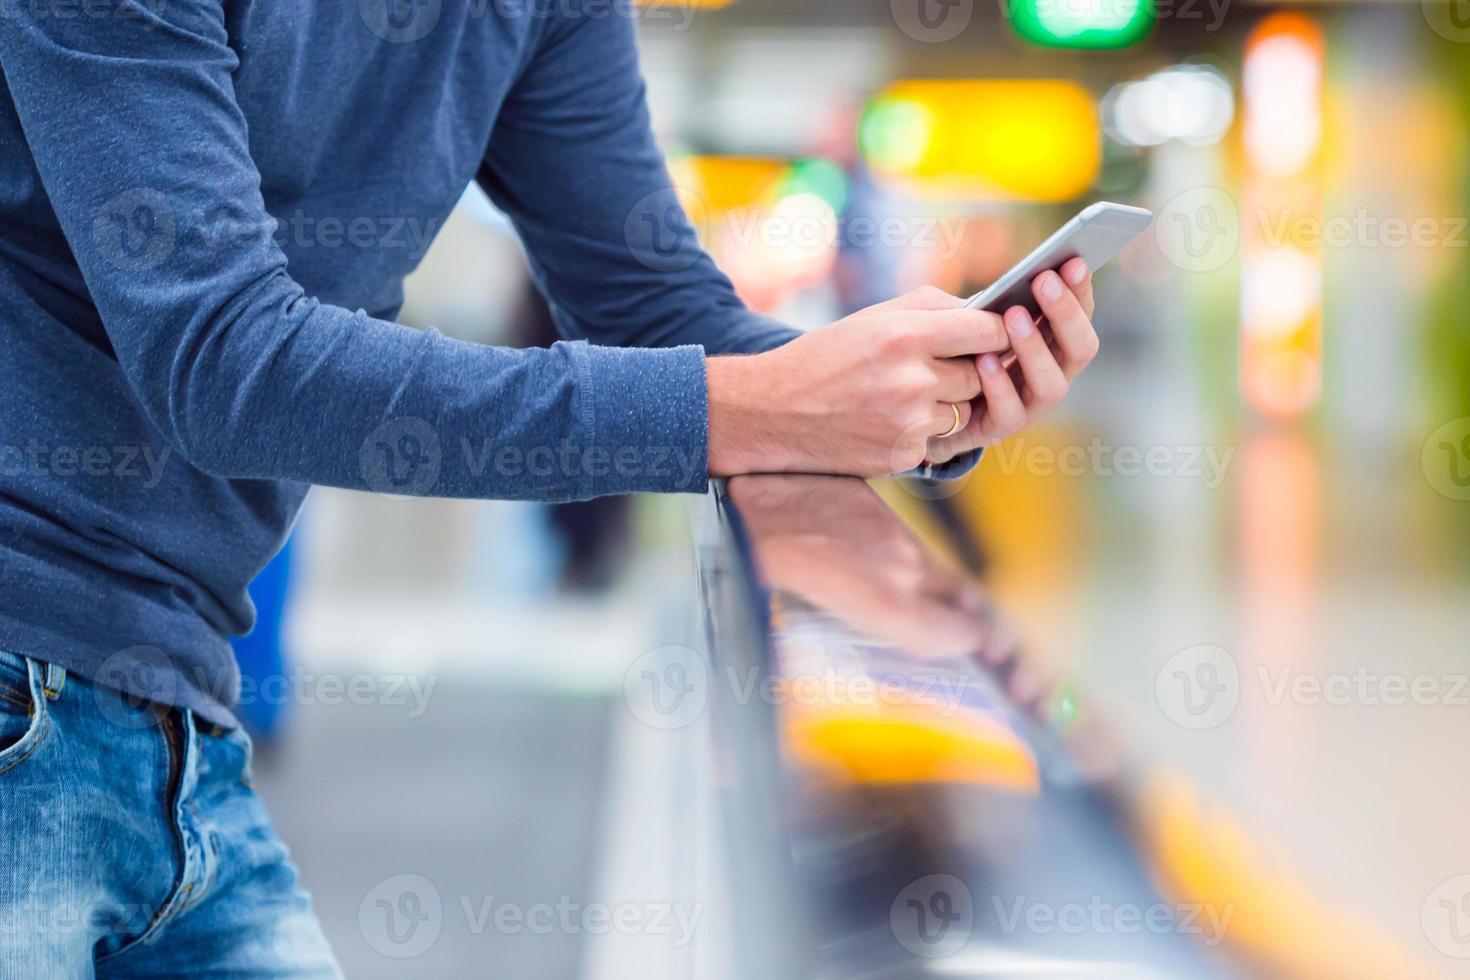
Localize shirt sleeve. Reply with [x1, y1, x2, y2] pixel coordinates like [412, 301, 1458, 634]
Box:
[475, 0, 799, 357]
[0, 0, 720, 502]
[475, 6, 982, 484]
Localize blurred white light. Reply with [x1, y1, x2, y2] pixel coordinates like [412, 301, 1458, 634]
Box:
[1241, 247, 1321, 339]
[1243, 34, 1322, 176]
[1104, 65, 1234, 148]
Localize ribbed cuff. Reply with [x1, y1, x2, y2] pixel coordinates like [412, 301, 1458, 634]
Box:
[575, 342, 710, 498]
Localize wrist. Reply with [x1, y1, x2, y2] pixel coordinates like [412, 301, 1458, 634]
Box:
[706, 354, 793, 477]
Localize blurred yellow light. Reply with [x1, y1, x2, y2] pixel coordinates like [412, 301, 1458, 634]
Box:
[864, 80, 1100, 202]
[784, 709, 1040, 791]
[668, 156, 789, 215]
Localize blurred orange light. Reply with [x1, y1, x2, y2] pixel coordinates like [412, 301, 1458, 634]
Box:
[863, 80, 1100, 202]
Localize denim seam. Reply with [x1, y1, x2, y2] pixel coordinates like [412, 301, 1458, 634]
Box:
[0, 704, 47, 776]
[42, 662, 65, 699]
[97, 712, 191, 964]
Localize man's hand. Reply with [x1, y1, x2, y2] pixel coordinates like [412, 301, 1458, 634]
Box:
[925, 257, 1099, 466]
[707, 260, 1100, 477]
[708, 286, 1007, 477]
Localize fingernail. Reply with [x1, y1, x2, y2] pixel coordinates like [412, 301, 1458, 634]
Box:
[1039, 273, 1063, 300]
[980, 353, 1001, 374]
[1068, 261, 1088, 284]
[1005, 308, 1035, 339]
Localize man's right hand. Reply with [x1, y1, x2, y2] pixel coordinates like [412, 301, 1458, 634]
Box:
[707, 286, 1007, 477]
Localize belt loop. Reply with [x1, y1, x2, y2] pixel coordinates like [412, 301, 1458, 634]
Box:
[42, 662, 66, 700]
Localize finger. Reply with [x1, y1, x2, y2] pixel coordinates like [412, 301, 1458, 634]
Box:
[918, 307, 1008, 358]
[1058, 257, 1094, 317]
[1031, 270, 1099, 380]
[924, 396, 988, 464]
[929, 399, 972, 439]
[932, 356, 982, 403]
[1002, 306, 1069, 412]
[870, 284, 965, 313]
[925, 417, 977, 464]
[975, 352, 1026, 443]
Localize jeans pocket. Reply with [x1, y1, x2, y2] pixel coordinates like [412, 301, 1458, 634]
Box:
[0, 649, 48, 774]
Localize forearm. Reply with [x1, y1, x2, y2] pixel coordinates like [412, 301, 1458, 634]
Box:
[140, 275, 710, 499]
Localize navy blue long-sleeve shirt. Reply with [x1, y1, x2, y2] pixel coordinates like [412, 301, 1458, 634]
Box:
[0, 0, 806, 723]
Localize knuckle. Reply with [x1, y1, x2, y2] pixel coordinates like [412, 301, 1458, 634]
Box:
[884, 323, 921, 354]
[893, 443, 927, 472]
[917, 284, 960, 307]
[892, 364, 933, 399]
[979, 312, 1006, 349]
[1035, 377, 1068, 408]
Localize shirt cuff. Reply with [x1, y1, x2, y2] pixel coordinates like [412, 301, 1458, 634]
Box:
[574, 341, 710, 498]
[909, 448, 984, 482]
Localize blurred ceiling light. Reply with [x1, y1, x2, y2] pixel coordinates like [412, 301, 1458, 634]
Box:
[1104, 65, 1235, 147]
[861, 80, 1100, 202]
[1243, 15, 1324, 177]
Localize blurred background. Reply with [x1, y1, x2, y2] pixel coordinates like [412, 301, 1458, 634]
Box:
[246, 1, 1470, 975]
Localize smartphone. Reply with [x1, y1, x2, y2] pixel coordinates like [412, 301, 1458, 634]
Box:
[964, 202, 1153, 316]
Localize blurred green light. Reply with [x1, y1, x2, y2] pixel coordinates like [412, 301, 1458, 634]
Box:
[780, 157, 849, 213]
[858, 97, 932, 173]
[1009, 0, 1154, 49]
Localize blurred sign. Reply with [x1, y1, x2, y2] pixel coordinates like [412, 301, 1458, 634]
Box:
[1006, 0, 1155, 48]
[860, 80, 1100, 202]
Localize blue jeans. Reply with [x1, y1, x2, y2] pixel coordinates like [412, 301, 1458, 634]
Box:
[0, 649, 341, 977]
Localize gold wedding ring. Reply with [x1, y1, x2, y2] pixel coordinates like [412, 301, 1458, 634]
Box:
[938, 402, 963, 439]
